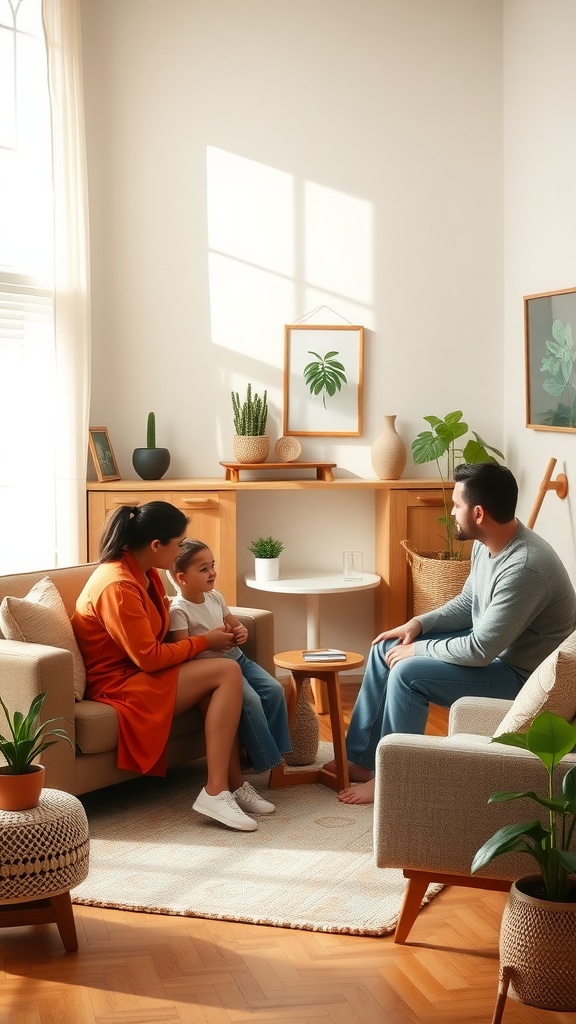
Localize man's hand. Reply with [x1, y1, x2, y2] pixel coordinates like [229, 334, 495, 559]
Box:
[371, 617, 423, 647]
[385, 642, 414, 668]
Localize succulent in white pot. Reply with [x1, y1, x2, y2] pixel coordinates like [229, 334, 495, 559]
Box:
[248, 536, 284, 581]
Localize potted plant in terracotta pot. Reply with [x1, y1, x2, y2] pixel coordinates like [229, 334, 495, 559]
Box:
[248, 535, 284, 581]
[231, 384, 269, 464]
[471, 709, 576, 1020]
[403, 410, 505, 613]
[0, 692, 73, 810]
[132, 411, 171, 480]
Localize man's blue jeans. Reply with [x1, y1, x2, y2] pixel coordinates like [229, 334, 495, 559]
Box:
[233, 651, 293, 772]
[345, 630, 526, 771]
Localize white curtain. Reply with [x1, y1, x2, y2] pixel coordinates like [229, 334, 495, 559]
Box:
[42, 0, 91, 566]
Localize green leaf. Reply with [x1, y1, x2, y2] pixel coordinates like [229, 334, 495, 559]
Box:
[411, 432, 449, 464]
[489, 789, 567, 813]
[552, 319, 565, 344]
[558, 849, 576, 873]
[526, 711, 576, 770]
[471, 821, 546, 873]
[491, 731, 530, 751]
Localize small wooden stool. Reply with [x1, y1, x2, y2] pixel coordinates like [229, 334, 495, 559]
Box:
[0, 789, 90, 951]
[269, 650, 364, 793]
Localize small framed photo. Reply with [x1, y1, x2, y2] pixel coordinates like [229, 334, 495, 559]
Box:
[88, 427, 121, 481]
[283, 324, 364, 436]
[525, 286, 576, 431]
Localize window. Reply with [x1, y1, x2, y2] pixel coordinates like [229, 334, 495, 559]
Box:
[0, 0, 56, 571]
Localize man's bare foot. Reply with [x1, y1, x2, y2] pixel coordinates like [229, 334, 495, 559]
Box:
[323, 758, 373, 783]
[337, 778, 376, 804]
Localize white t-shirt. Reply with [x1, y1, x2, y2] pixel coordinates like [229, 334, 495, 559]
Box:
[169, 591, 241, 660]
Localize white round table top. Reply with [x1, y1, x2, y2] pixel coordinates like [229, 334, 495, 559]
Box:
[245, 572, 380, 595]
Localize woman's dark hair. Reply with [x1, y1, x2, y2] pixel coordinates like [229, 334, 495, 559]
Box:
[453, 463, 517, 523]
[99, 501, 189, 562]
[171, 539, 210, 577]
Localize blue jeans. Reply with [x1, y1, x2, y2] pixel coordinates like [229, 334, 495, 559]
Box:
[345, 630, 526, 771]
[233, 651, 293, 772]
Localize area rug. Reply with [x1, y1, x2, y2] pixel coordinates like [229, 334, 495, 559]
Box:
[73, 743, 442, 936]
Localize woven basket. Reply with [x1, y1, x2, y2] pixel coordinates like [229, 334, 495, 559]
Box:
[233, 435, 269, 464]
[401, 540, 471, 615]
[284, 682, 319, 766]
[498, 876, 576, 1011]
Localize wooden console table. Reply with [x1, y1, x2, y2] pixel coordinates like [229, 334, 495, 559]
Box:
[219, 461, 336, 482]
[87, 478, 451, 627]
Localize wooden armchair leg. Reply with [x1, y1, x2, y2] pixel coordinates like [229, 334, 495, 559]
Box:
[394, 873, 432, 944]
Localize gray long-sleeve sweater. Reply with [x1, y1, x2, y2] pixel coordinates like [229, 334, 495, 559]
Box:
[413, 522, 576, 676]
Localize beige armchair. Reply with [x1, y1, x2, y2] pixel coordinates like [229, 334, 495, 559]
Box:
[373, 696, 576, 943]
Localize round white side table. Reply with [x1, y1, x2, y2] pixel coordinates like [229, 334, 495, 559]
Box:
[245, 572, 380, 712]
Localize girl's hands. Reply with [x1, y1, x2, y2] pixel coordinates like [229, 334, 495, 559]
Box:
[205, 625, 236, 652]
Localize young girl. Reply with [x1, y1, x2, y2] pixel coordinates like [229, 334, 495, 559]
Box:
[72, 501, 261, 832]
[169, 540, 293, 810]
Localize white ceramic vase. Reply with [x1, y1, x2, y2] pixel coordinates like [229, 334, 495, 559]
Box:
[371, 414, 407, 480]
[254, 557, 279, 582]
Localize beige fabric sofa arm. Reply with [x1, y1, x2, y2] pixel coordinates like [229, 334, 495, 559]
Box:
[0, 640, 76, 791]
[231, 606, 275, 676]
[373, 731, 576, 881]
[448, 695, 514, 736]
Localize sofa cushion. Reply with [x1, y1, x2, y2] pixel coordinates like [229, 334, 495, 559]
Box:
[494, 629, 576, 736]
[75, 699, 119, 753]
[0, 576, 86, 700]
[74, 699, 205, 755]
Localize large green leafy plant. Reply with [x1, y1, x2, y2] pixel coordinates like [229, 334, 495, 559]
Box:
[472, 710, 576, 902]
[411, 410, 504, 558]
[0, 692, 72, 775]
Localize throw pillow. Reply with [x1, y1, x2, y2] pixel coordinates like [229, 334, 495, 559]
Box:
[494, 629, 576, 736]
[0, 576, 86, 700]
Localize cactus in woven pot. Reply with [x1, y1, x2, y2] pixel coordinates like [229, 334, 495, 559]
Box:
[231, 384, 269, 463]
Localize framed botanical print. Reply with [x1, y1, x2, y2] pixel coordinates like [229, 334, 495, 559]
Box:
[525, 287, 576, 431]
[88, 427, 121, 481]
[283, 324, 364, 436]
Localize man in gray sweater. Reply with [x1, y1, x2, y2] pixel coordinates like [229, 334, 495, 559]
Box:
[331, 462, 576, 804]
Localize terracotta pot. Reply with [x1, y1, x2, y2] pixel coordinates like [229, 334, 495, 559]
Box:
[497, 874, 576, 1013]
[233, 435, 269, 464]
[0, 764, 45, 810]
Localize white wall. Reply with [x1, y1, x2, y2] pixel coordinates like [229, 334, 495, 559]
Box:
[80, 0, 504, 652]
[503, 0, 576, 578]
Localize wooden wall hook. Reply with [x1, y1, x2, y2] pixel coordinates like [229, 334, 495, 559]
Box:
[526, 458, 568, 530]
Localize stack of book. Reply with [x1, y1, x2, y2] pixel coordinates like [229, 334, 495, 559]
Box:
[302, 648, 347, 662]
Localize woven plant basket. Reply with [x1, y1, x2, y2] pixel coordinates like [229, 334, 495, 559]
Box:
[284, 682, 319, 766]
[497, 875, 576, 1012]
[233, 435, 269, 464]
[401, 540, 471, 615]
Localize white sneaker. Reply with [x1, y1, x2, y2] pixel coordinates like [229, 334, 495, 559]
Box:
[193, 788, 257, 831]
[233, 781, 276, 815]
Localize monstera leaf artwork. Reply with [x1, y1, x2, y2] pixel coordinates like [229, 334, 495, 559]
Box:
[303, 350, 348, 408]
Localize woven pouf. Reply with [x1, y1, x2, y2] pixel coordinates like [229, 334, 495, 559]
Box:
[284, 682, 319, 766]
[0, 788, 89, 951]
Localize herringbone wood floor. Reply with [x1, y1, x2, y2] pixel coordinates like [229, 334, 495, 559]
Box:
[1, 692, 574, 1024]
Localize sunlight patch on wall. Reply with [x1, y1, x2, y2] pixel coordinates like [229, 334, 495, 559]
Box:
[304, 182, 373, 307]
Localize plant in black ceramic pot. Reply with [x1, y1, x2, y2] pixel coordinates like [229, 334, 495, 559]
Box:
[132, 412, 171, 480]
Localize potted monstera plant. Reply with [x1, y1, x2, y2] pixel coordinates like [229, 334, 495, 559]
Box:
[402, 410, 505, 615]
[0, 692, 73, 810]
[471, 710, 576, 1018]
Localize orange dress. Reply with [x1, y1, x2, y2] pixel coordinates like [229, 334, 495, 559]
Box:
[71, 552, 207, 776]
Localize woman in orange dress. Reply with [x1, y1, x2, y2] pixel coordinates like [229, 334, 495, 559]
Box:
[72, 500, 274, 831]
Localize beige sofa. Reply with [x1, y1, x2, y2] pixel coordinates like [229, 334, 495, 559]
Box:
[0, 564, 275, 796]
